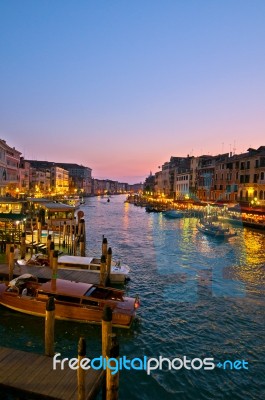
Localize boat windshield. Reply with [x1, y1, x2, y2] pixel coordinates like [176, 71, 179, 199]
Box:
[9, 274, 38, 288]
[85, 286, 124, 300]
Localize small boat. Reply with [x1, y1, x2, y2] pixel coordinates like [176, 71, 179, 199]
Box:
[57, 255, 130, 283]
[145, 206, 160, 213]
[0, 274, 139, 329]
[162, 210, 184, 219]
[196, 220, 237, 238]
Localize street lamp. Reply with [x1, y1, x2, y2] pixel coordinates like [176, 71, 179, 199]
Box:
[251, 197, 260, 207]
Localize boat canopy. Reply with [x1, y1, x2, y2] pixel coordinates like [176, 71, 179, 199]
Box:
[39, 279, 94, 297]
[58, 255, 94, 265]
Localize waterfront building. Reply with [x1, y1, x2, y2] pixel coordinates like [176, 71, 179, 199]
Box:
[188, 154, 228, 202]
[29, 164, 51, 196]
[56, 163, 92, 195]
[0, 139, 21, 197]
[154, 157, 192, 199]
[26, 160, 91, 196]
[92, 178, 129, 195]
[150, 146, 265, 206]
[209, 147, 265, 205]
[175, 172, 191, 200]
[92, 178, 104, 195]
[236, 146, 265, 205]
[19, 158, 31, 195]
[154, 170, 163, 196]
[128, 182, 144, 193]
[50, 165, 69, 194]
[143, 173, 155, 194]
[116, 182, 128, 193]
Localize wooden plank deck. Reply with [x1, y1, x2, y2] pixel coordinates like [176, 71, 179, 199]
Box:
[0, 347, 104, 400]
[0, 263, 100, 285]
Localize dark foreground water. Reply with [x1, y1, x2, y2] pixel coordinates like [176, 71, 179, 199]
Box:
[1, 195, 265, 399]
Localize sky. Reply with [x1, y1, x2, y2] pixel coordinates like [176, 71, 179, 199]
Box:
[0, 0, 265, 184]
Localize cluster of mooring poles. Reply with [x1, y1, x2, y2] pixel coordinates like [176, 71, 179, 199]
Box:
[45, 297, 119, 400]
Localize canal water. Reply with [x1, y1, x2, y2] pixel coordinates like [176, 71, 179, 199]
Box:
[1, 195, 265, 399]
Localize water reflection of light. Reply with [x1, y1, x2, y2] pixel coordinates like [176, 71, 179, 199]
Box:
[242, 230, 265, 266]
[123, 202, 129, 229]
[195, 236, 213, 256]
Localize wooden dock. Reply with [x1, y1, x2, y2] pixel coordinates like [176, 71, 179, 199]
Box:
[0, 347, 104, 399]
[0, 263, 100, 284]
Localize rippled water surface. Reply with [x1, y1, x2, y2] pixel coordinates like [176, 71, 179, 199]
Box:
[1, 195, 265, 399]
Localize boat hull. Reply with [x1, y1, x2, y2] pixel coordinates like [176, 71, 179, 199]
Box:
[0, 280, 136, 329]
[162, 210, 184, 219]
[196, 223, 237, 238]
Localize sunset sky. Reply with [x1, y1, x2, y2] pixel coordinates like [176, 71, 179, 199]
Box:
[1, 1, 265, 183]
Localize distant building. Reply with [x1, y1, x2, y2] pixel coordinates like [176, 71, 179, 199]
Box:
[92, 179, 128, 195]
[128, 183, 143, 193]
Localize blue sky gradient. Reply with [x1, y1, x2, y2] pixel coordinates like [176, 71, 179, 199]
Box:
[1, 0, 265, 183]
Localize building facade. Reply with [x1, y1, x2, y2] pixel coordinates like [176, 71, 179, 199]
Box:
[0, 139, 21, 196]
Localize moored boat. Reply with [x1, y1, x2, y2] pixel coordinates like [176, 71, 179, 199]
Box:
[57, 255, 130, 283]
[162, 210, 184, 219]
[196, 219, 237, 238]
[0, 274, 139, 329]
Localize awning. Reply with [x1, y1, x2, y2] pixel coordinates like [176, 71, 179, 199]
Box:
[0, 213, 27, 222]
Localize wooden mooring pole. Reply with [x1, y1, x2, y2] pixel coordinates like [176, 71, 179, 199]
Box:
[63, 221, 67, 247]
[47, 234, 52, 257]
[102, 306, 113, 358]
[106, 334, 120, 400]
[20, 232, 26, 260]
[106, 247, 112, 284]
[77, 337, 86, 400]
[100, 255, 107, 286]
[45, 296, 55, 357]
[102, 237, 108, 258]
[5, 242, 11, 264]
[102, 306, 113, 399]
[49, 241, 55, 268]
[52, 250, 58, 279]
[9, 246, 14, 281]
[80, 234, 85, 257]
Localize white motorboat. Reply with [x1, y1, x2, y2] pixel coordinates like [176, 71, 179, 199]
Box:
[57, 255, 130, 283]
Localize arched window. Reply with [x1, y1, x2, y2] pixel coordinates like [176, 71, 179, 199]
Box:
[254, 190, 258, 198]
[240, 190, 243, 199]
[259, 190, 264, 200]
[261, 172, 264, 181]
